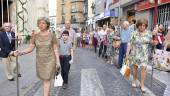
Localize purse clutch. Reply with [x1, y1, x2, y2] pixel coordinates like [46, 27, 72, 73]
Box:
[120, 58, 130, 79]
[54, 72, 63, 87]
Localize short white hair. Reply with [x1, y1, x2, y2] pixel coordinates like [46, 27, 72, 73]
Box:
[123, 21, 130, 26]
[3, 22, 12, 28]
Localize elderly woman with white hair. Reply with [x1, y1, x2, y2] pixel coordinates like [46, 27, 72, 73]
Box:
[117, 21, 133, 68]
[16, 17, 60, 96]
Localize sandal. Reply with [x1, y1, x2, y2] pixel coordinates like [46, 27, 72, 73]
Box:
[132, 80, 140, 88]
[132, 81, 137, 87]
[140, 86, 146, 93]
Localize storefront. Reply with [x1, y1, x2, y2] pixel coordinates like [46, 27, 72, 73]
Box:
[136, 0, 170, 32]
[122, 4, 136, 23]
[95, 9, 118, 27]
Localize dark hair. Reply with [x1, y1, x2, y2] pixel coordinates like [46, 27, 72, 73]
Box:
[132, 19, 136, 24]
[62, 30, 69, 36]
[111, 25, 115, 30]
[136, 18, 148, 28]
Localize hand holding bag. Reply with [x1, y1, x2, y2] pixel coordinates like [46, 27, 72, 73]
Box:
[54, 71, 63, 87]
[120, 58, 131, 79]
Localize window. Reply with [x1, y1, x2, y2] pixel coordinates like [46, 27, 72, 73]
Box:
[71, 3, 76, 12]
[61, 16, 65, 24]
[62, 5, 65, 14]
[71, 15, 76, 23]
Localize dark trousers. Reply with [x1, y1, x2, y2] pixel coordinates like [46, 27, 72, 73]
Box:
[156, 44, 163, 49]
[59, 55, 71, 84]
[77, 37, 81, 47]
[94, 38, 98, 53]
[103, 45, 107, 58]
[118, 43, 127, 66]
[98, 42, 103, 57]
[98, 42, 107, 57]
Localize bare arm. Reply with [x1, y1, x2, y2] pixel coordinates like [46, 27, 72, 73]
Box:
[71, 48, 74, 60]
[126, 43, 131, 57]
[73, 32, 76, 50]
[53, 43, 60, 68]
[20, 44, 35, 55]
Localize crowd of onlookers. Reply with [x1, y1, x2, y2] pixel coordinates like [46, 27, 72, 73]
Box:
[76, 18, 170, 92]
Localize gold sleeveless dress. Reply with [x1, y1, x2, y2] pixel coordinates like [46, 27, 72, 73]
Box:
[32, 32, 57, 80]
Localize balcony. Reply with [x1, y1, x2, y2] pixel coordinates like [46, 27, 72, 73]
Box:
[71, 0, 84, 3]
[71, 9, 83, 13]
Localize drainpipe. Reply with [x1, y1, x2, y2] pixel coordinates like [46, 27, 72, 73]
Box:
[1, 0, 3, 25]
[7, 0, 9, 22]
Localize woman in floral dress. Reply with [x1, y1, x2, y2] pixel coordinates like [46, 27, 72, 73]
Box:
[106, 26, 115, 64]
[126, 18, 157, 92]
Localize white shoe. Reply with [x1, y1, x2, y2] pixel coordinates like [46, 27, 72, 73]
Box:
[132, 81, 137, 87]
[135, 80, 140, 87]
[141, 86, 146, 93]
[132, 80, 140, 88]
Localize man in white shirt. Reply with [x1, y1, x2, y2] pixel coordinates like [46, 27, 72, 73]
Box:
[98, 25, 107, 57]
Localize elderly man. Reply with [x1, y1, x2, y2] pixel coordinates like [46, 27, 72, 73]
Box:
[0, 22, 21, 81]
[60, 21, 76, 50]
[117, 21, 133, 68]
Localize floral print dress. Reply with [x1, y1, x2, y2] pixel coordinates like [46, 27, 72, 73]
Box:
[106, 32, 115, 56]
[130, 31, 152, 67]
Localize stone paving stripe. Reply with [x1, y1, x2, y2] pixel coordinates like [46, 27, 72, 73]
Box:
[126, 75, 156, 96]
[80, 68, 105, 96]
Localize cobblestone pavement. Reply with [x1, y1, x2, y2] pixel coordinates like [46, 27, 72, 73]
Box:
[0, 47, 167, 96]
[26, 48, 158, 96]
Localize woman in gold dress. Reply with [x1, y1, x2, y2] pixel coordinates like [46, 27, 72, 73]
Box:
[17, 17, 60, 96]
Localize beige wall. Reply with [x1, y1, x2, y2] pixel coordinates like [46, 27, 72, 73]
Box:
[56, 0, 85, 28]
[10, 0, 49, 34]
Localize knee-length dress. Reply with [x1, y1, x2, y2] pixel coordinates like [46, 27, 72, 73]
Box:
[129, 31, 152, 67]
[31, 32, 57, 80]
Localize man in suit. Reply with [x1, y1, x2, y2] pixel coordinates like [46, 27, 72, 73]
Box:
[0, 22, 20, 81]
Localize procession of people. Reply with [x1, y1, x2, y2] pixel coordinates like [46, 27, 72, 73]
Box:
[0, 16, 170, 96]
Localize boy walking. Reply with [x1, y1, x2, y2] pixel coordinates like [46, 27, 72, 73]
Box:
[59, 30, 74, 89]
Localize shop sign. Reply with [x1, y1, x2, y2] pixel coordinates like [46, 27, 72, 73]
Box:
[112, 0, 119, 4]
[136, 0, 170, 11]
[104, 10, 115, 18]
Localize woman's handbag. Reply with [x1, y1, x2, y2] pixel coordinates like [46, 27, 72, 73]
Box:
[120, 58, 131, 79]
[112, 39, 121, 48]
[54, 72, 63, 87]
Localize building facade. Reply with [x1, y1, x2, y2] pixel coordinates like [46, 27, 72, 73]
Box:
[94, 0, 119, 27]
[56, 0, 85, 29]
[93, 0, 170, 33]
[0, 0, 13, 27]
[85, 0, 95, 31]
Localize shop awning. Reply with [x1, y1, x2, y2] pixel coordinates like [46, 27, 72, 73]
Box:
[95, 10, 118, 21]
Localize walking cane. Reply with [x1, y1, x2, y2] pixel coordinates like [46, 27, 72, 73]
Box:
[14, 35, 20, 96]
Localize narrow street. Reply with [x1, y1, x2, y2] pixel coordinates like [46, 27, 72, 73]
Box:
[0, 45, 165, 96]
